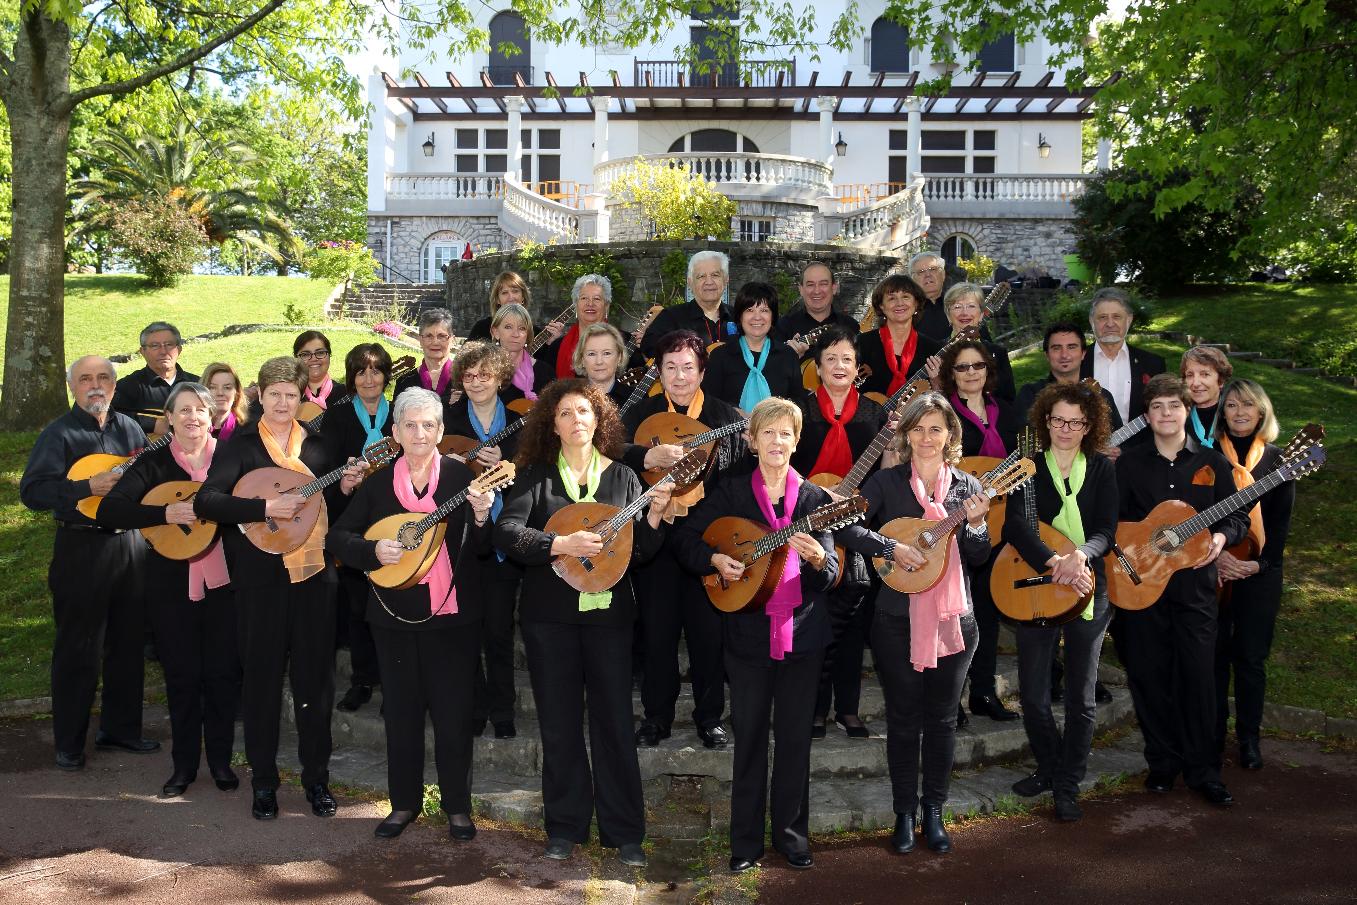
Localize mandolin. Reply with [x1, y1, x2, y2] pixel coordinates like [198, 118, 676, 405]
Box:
[68, 432, 174, 520]
[633, 411, 748, 493]
[958, 454, 1014, 548]
[617, 365, 662, 415]
[701, 496, 869, 613]
[872, 457, 1036, 594]
[235, 437, 402, 555]
[365, 462, 517, 589]
[546, 448, 709, 594]
[296, 355, 418, 431]
[788, 324, 836, 391]
[507, 397, 534, 416]
[1108, 424, 1325, 611]
[139, 480, 219, 561]
[438, 415, 530, 476]
[990, 428, 1091, 625]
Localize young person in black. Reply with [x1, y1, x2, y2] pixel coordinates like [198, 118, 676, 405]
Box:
[856, 273, 941, 398]
[640, 250, 738, 358]
[702, 281, 803, 411]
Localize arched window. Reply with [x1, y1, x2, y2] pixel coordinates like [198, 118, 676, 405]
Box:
[667, 129, 760, 153]
[940, 234, 978, 271]
[870, 17, 911, 73]
[421, 232, 466, 283]
[488, 11, 531, 85]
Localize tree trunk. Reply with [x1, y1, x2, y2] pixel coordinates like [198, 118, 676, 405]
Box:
[0, 12, 73, 429]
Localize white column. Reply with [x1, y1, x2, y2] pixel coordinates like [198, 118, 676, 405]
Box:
[592, 96, 610, 167]
[815, 96, 836, 168]
[366, 68, 388, 212]
[1096, 137, 1112, 171]
[905, 96, 922, 180]
[506, 95, 525, 183]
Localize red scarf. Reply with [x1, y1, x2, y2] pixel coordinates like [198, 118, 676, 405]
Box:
[879, 325, 919, 395]
[809, 386, 859, 478]
[554, 323, 582, 379]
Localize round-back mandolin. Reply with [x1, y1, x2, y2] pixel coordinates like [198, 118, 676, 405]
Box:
[632, 411, 748, 494]
[139, 480, 219, 561]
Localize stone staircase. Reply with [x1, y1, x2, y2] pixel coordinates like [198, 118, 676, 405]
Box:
[331, 282, 447, 321]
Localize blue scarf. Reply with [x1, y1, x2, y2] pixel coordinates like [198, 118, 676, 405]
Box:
[738, 336, 772, 412]
[1189, 406, 1218, 448]
[352, 395, 388, 448]
[469, 398, 508, 558]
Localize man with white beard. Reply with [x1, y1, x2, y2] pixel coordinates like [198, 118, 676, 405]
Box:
[1079, 287, 1166, 430]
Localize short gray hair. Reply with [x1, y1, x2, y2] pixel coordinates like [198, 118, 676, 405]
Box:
[687, 250, 729, 282]
[392, 387, 444, 425]
[572, 273, 613, 308]
[140, 322, 182, 347]
[66, 355, 117, 385]
[416, 308, 454, 333]
[1089, 287, 1135, 320]
[908, 252, 944, 274]
[164, 382, 213, 413]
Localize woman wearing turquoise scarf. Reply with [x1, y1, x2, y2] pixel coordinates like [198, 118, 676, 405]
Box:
[494, 379, 673, 868]
[322, 343, 395, 714]
[1003, 382, 1118, 822]
[702, 282, 803, 413]
[1181, 345, 1233, 449]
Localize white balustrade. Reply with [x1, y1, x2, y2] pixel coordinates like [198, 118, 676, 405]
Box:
[594, 153, 834, 197]
[837, 178, 929, 246]
[501, 178, 583, 242]
[384, 173, 505, 200]
[919, 174, 1090, 204]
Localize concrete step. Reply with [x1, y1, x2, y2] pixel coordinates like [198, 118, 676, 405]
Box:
[1227, 351, 1262, 361]
[1256, 358, 1295, 368]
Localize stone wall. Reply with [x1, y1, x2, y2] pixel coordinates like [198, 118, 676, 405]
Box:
[366, 215, 506, 283]
[926, 217, 1077, 280]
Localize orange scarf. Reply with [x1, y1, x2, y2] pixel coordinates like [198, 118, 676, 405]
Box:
[258, 421, 328, 583]
[1220, 434, 1267, 558]
[664, 388, 707, 516]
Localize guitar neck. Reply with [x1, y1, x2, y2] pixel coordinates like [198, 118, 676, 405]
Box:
[526, 305, 575, 356]
[119, 432, 173, 472]
[618, 370, 660, 418]
[1172, 468, 1291, 542]
[1110, 414, 1147, 448]
[413, 485, 473, 535]
[687, 420, 748, 449]
[918, 489, 996, 551]
[835, 423, 895, 496]
[296, 462, 349, 499]
[471, 417, 528, 456]
[595, 472, 672, 539]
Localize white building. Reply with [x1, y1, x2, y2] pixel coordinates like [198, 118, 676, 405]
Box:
[363, 3, 1110, 284]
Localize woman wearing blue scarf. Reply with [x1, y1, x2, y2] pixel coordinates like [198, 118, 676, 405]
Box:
[702, 282, 803, 413]
[1181, 346, 1232, 449]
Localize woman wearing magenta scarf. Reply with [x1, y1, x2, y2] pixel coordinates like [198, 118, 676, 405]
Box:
[202, 361, 248, 443]
[673, 397, 839, 873]
[394, 308, 459, 405]
[838, 392, 992, 855]
[328, 387, 494, 840]
[938, 339, 1023, 725]
[100, 383, 241, 800]
[492, 302, 553, 401]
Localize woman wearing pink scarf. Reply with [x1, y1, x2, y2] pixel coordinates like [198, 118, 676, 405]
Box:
[673, 397, 839, 874]
[100, 383, 241, 800]
[837, 392, 992, 856]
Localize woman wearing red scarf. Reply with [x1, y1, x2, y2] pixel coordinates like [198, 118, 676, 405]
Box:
[673, 397, 839, 874]
[535, 273, 642, 380]
[791, 328, 888, 740]
[857, 273, 941, 398]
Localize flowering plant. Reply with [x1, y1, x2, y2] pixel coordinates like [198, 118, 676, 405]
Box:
[302, 240, 381, 287]
[373, 321, 403, 339]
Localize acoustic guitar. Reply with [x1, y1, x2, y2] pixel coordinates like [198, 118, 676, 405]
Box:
[139, 480, 219, 561]
[365, 462, 517, 589]
[546, 448, 709, 594]
[235, 437, 401, 555]
[437, 416, 529, 476]
[872, 456, 1035, 595]
[68, 432, 174, 520]
[989, 428, 1091, 625]
[633, 411, 748, 493]
[295, 355, 418, 431]
[1108, 424, 1325, 611]
[701, 496, 870, 613]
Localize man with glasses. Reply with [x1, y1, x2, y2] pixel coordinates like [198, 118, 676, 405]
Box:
[114, 322, 200, 434]
[907, 252, 954, 343]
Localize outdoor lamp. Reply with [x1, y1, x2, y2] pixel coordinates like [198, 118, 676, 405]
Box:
[835, 132, 848, 157]
[422, 133, 436, 157]
[1038, 133, 1051, 159]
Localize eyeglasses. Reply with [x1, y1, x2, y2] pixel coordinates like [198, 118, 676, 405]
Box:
[142, 341, 180, 351]
[952, 362, 988, 373]
[462, 372, 494, 384]
[1048, 416, 1090, 431]
[297, 349, 331, 360]
[913, 265, 944, 277]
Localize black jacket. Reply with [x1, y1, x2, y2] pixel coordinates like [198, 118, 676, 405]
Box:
[856, 328, 942, 397]
[443, 396, 525, 463]
[641, 301, 738, 358]
[701, 339, 803, 411]
[1079, 342, 1167, 423]
[1001, 452, 1118, 595]
[20, 406, 147, 525]
[1014, 375, 1124, 431]
[791, 390, 888, 482]
[113, 365, 200, 433]
[953, 393, 1023, 458]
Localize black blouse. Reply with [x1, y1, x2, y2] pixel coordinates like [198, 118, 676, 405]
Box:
[493, 459, 665, 626]
[953, 394, 1023, 458]
[791, 390, 888, 480]
[322, 398, 395, 465]
[857, 328, 942, 397]
[621, 392, 751, 489]
[701, 339, 803, 410]
[394, 364, 458, 407]
[1001, 452, 1118, 595]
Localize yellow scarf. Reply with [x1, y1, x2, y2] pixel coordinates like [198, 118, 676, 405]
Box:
[258, 421, 328, 584]
[1220, 434, 1267, 558]
[665, 388, 707, 516]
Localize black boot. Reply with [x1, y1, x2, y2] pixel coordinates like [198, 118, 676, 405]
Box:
[921, 804, 952, 853]
[1239, 736, 1263, 770]
[891, 812, 916, 854]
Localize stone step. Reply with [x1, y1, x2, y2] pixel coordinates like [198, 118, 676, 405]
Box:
[1291, 367, 1322, 376]
[1227, 351, 1262, 360]
[1255, 358, 1295, 368]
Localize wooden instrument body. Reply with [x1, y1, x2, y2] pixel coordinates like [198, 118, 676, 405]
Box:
[233, 467, 324, 555]
[365, 513, 450, 589]
[139, 480, 219, 561]
[959, 456, 1007, 547]
[68, 453, 132, 520]
[990, 523, 1091, 624]
[295, 400, 325, 425]
[700, 516, 783, 613]
[634, 411, 719, 492]
[438, 435, 490, 474]
[871, 516, 953, 594]
[506, 398, 534, 416]
[544, 501, 636, 594]
[1107, 499, 1212, 611]
[801, 358, 821, 391]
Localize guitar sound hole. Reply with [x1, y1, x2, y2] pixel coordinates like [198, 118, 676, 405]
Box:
[1150, 528, 1180, 554]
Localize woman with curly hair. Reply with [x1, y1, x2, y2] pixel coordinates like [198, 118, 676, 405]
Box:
[493, 379, 673, 868]
[1002, 382, 1117, 823]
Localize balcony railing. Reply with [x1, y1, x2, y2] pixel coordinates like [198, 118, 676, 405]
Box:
[921, 174, 1090, 204]
[595, 153, 832, 199]
[385, 173, 505, 200]
[633, 58, 796, 87]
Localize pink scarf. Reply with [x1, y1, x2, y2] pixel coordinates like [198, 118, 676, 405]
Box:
[419, 359, 452, 396]
[950, 392, 1007, 457]
[305, 376, 334, 409]
[750, 468, 803, 660]
[215, 411, 237, 443]
[906, 463, 968, 671]
[391, 456, 457, 615]
[510, 350, 538, 401]
[168, 435, 230, 602]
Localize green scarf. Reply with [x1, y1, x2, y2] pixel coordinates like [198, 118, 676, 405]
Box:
[1045, 449, 1093, 621]
[556, 448, 612, 612]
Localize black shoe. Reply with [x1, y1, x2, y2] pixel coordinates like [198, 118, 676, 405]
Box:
[618, 843, 647, 867]
[697, 723, 730, 749]
[784, 850, 813, 869]
[834, 714, 870, 739]
[252, 789, 279, 820]
[544, 837, 575, 860]
[471, 718, 486, 737]
[729, 856, 757, 873]
[634, 721, 670, 747]
[921, 805, 952, 853]
[1144, 771, 1175, 794]
[1053, 794, 1083, 822]
[305, 783, 338, 817]
[811, 718, 827, 739]
[1050, 682, 1065, 703]
[336, 684, 372, 712]
[55, 751, 85, 771]
[375, 810, 416, 838]
[94, 734, 160, 753]
[1192, 781, 1235, 807]
[493, 721, 517, 740]
[1239, 737, 1263, 770]
[160, 771, 196, 798]
[969, 694, 1020, 722]
[1094, 682, 1113, 704]
[1012, 773, 1053, 798]
[209, 764, 239, 792]
[448, 813, 477, 841]
[891, 813, 916, 854]
[955, 704, 969, 729]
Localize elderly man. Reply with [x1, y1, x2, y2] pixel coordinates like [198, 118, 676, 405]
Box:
[908, 252, 955, 343]
[775, 262, 861, 358]
[1079, 288, 1166, 427]
[114, 322, 200, 434]
[641, 251, 739, 358]
[20, 356, 155, 770]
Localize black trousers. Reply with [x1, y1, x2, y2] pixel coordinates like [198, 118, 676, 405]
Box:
[1120, 591, 1221, 786]
[150, 585, 241, 775]
[816, 588, 873, 720]
[638, 545, 726, 729]
[522, 620, 644, 847]
[372, 624, 482, 814]
[1016, 596, 1111, 797]
[725, 646, 825, 861]
[235, 580, 336, 791]
[1215, 570, 1283, 746]
[474, 558, 520, 725]
[48, 528, 146, 754]
[339, 567, 380, 687]
[966, 552, 1001, 698]
[873, 610, 978, 815]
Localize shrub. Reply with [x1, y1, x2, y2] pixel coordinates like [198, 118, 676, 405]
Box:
[608, 159, 737, 241]
[958, 254, 997, 283]
[108, 195, 206, 287]
[302, 239, 380, 287]
[1276, 221, 1357, 283]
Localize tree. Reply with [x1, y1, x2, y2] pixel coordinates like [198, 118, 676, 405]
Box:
[609, 159, 738, 241]
[107, 194, 208, 287]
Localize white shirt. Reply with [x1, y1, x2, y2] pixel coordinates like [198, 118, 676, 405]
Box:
[1093, 341, 1133, 423]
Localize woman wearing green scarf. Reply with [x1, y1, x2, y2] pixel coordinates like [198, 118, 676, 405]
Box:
[1002, 383, 1118, 823]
